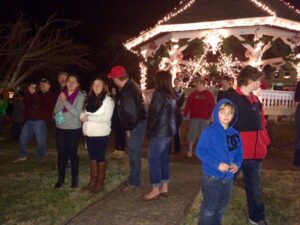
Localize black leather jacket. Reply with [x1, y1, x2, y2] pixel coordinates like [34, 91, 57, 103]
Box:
[117, 79, 147, 130]
[147, 90, 177, 138]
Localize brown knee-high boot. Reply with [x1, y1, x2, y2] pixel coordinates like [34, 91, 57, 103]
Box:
[92, 161, 106, 193]
[82, 160, 97, 190]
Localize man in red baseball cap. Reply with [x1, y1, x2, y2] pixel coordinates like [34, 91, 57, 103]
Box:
[108, 65, 147, 191]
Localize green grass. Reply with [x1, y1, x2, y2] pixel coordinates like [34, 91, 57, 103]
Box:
[0, 125, 129, 225]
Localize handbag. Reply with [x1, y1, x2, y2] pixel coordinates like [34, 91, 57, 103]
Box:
[55, 111, 65, 125]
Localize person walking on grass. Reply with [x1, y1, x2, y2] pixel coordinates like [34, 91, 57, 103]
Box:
[54, 74, 85, 189]
[224, 66, 270, 225]
[183, 79, 215, 157]
[108, 65, 147, 191]
[196, 99, 242, 225]
[80, 78, 114, 193]
[144, 71, 177, 201]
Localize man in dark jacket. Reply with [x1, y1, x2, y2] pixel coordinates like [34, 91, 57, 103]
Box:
[108, 65, 147, 190]
[13, 78, 55, 162]
[225, 66, 270, 225]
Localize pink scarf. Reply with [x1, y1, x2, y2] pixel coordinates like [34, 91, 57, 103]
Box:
[62, 88, 80, 112]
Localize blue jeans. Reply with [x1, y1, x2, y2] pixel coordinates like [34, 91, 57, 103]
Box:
[242, 160, 265, 222]
[148, 136, 172, 186]
[18, 120, 47, 159]
[126, 120, 146, 186]
[86, 136, 108, 162]
[199, 176, 233, 225]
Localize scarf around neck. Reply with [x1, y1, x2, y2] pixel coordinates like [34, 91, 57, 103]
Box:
[62, 88, 80, 112]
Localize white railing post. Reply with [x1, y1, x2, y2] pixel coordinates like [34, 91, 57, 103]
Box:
[256, 89, 296, 120]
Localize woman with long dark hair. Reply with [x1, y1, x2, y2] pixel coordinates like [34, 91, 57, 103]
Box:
[54, 74, 85, 189]
[144, 71, 177, 200]
[80, 78, 114, 192]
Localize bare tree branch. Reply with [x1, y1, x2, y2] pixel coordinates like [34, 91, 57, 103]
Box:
[0, 14, 95, 90]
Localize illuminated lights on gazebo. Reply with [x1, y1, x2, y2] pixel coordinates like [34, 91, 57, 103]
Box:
[125, 0, 300, 89]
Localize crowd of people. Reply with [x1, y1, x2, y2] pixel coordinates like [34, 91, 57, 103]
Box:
[0, 64, 279, 225]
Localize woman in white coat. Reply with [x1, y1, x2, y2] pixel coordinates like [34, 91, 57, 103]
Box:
[80, 77, 114, 193]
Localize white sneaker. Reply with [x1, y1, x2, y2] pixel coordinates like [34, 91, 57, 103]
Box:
[249, 219, 268, 225]
[13, 157, 27, 163]
[187, 150, 193, 158]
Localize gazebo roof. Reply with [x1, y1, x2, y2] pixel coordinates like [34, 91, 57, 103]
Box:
[125, 0, 300, 50]
[162, 0, 300, 25]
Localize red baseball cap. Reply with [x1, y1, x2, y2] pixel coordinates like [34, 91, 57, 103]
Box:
[107, 65, 127, 78]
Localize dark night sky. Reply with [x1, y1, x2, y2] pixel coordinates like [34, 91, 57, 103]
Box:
[1, 0, 300, 50]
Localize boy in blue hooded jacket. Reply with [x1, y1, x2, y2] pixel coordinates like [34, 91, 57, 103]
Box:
[196, 98, 243, 225]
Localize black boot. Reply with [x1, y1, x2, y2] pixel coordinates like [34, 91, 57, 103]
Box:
[71, 177, 79, 188]
[55, 178, 65, 189]
[55, 158, 66, 189]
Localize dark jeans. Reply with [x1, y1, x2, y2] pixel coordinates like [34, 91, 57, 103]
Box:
[127, 120, 146, 186]
[242, 160, 265, 222]
[86, 136, 108, 162]
[173, 128, 181, 152]
[199, 175, 233, 225]
[112, 110, 126, 151]
[0, 116, 4, 135]
[148, 136, 172, 186]
[294, 104, 300, 165]
[12, 122, 23, 141]
[56, 128, 81, 182]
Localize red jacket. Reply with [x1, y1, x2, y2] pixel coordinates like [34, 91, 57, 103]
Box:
[228, 88, 270, 159]
[183, 90, 215, 120]
[24, 91, 55, 123]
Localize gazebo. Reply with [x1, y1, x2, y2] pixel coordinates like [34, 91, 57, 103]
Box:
[125, 0, 300, 89]
[125, 0, 300, 118]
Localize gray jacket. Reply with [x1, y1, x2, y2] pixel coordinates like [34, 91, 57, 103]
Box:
[54, 92, 85, 129]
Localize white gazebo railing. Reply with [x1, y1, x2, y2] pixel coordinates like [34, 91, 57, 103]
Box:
[143, 89, 296, 120]
[256, 90, 296, 119]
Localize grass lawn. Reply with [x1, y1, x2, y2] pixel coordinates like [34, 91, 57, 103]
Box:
[0, 124, 129, 225]
[182, 121, 300, 225]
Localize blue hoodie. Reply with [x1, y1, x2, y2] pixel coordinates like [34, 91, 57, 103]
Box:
[195, 99, 243, 180]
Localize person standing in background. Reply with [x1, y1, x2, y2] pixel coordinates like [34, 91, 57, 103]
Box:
[294, 79, 300, 167]
[81, 78, 114, 193]
[183, 79, 215, 157]
[144, 71, 176, 200]
[108, 65, 147, 191]
[54, 74, 85, 189]
[226, 66, 270, 225]
[172, 78, 185, 154]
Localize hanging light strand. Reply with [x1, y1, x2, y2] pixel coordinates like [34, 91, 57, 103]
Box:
[249, 0, 277, 17]
[157, 0, 196, 25]
[279, 0, 300, 15]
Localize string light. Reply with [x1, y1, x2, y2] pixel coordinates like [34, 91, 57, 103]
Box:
[125, 0, 300, 50]
[249, 0, 276, 17]
[139, 62, 147, 90]
[157, 0, 196, 25]
[279, 0, 300, 15]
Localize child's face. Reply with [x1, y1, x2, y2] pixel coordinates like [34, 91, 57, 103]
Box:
[218, 107, 234, 129]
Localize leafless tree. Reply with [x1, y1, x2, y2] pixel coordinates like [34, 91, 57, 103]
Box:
[0, 14, 95, 90]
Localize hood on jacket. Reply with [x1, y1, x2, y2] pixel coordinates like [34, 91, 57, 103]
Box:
[212, 98, 238, 129]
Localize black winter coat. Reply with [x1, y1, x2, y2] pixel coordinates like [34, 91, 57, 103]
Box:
[117, 79, 147, 130]
[147, 90, 177, 138]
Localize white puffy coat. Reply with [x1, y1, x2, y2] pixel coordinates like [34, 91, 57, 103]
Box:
[80, 95, 114, 137]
